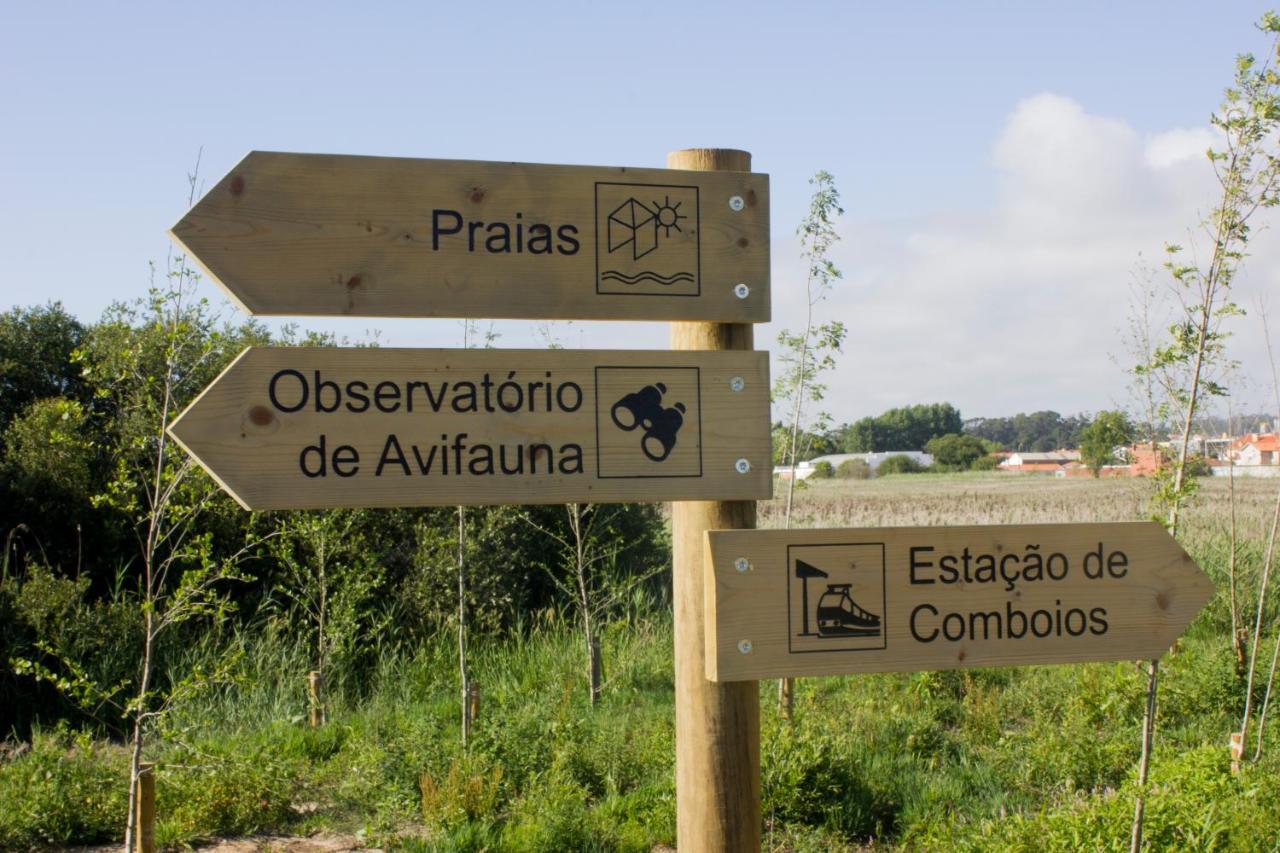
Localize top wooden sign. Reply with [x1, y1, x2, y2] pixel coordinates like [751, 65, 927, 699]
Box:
[171, 152, 770, 323]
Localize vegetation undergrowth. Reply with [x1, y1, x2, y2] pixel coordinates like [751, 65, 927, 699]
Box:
[3, 476, 1278, 851]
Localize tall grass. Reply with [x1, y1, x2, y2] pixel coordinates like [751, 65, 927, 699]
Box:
[3, 474, 1278, 850]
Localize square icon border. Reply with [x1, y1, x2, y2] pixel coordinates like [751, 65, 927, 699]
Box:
[594, 182, 702, 298]
[786, 542, 888, 654]
[593, 366, 704, 479]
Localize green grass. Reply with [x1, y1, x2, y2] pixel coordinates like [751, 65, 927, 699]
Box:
[3, 474, 1279, 850]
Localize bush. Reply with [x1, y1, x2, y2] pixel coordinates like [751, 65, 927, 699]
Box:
[809, 461, 835, 479]
[924, 434, 987, 470]
[877, 455, 925, 475]
[0, 727, 128, 848]
[837, 459, 872, 479]
[969, 455, 1000, 471]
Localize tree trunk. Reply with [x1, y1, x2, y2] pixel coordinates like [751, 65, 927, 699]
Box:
[1130, 659, 1158, 853]
[124, 614, 154, 853]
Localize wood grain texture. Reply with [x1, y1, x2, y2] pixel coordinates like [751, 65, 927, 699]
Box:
[171, 152, 769, 322]
[668, 146, 761, 853]
[167, 347, 771, 510]
[705, 523, 1213, 682]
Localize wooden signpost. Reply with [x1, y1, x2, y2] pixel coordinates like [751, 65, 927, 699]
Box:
[168, 346, 771, 510]
[166, 146, 1216, 852]
[704, 522, 1213, 682]
[171, 152, 770, 322]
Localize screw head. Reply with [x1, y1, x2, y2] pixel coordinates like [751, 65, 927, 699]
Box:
[728, 195, 745, 212]
[737, 639, 753, 654]
[735, 458, 751, 474]
[733, 283, 750, 299]
[734, 557, 750, 573]
[729, 376, 745, 392]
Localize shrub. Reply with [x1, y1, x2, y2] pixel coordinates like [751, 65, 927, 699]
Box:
[0, 727, 128, 848]
[809, 461, 835, 479]
[837, 459, 872, 479]
[877, 455, 925, 475]
[969, 455, 1000, 471]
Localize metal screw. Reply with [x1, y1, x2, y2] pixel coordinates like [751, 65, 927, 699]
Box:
[733, 283, 750, 299]
[728, 195, 745, 212]
[729, 376, 745, 392]
[735, 458, 751, 474]
[734, 557, 750, 573]
[737, 639, 753, 654]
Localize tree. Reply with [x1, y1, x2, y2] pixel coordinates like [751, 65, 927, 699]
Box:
[267, 510, 381, 693]
[775, 171, 846, 527]
[2, 398, 95, 531]
[65, 161, 273, 849]
[1129, 14, 1280, 851]
[1079, 411, 1134, 476]
[963, 410, 1090, 452]
[521, 503, 666, 707]
[841, 403, 963, 452]
[0, 303, 86, 438]
[773, 171, 844, 719]
[924, 433, 987, 470]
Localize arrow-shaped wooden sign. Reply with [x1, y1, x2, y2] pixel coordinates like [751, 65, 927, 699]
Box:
[704, 523, 1213, 681]
[168, 346, 771, 510]
[170, 152, 770, 322]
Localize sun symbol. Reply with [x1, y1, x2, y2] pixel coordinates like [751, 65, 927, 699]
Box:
[652, 196, 687, 237]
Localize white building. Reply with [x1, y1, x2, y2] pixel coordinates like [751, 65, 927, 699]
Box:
[774, 451, 934, 480]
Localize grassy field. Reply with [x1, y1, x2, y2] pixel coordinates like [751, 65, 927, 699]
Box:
[3, 473, 1279, 851]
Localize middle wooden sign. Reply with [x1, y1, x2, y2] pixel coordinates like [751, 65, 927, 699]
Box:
[171, 152, 770, 323]
[168, 347, 772, 510]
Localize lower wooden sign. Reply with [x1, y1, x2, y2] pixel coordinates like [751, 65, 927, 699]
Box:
[169, 347, 771, 510]
[704, 523, 1212, 681]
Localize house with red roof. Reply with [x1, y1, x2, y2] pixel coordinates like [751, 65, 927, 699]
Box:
[1231, 433, 1279, 467]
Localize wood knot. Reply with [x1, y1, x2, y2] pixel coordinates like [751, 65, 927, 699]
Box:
[248, 405, 273, 427]
[1156, 592, 1170, 611]
[737, 237, 749, 248]
[746, 189, 757, 207]
[345, 274, 363, 290]
[229, 175, 245, 197]
[470, 187, 486, 203]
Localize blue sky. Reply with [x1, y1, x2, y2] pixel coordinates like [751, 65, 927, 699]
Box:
[3, 1, 1276, 422]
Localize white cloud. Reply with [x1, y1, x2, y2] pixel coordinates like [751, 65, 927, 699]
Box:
[1145, 127, 1217, 169]
[762, 93, 1277, 425]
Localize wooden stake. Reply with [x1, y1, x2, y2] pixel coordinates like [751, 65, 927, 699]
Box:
[308, 670, 325, 728]
[461, 679, 472, 744]
[590, 635, 603, 707]
[467, 682, 481, 728]
[1230, 730, 1244, 774]
[135, 762, 155, 853]
[668, 147, 761, 852]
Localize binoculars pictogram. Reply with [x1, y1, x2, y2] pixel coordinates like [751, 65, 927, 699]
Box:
[610, 382, 686, 462]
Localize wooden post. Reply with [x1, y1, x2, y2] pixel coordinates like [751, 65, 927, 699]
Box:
[669, 147, 761, 852]
[461, 678, 472, 744]
[467, 682, 481, 729]
[135, 762, 155, 853]
[308, 670, 325, 728]
[1230, 730, 1244, 774]
[590, 635, 603, 707]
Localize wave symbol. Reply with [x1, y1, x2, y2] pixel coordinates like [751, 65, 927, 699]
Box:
[600, 270, 695, 286]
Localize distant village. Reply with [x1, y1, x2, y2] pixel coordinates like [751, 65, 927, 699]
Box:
[777, 430, 1280, 480]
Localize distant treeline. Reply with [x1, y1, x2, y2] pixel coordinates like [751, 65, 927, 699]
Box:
[785, 405, 1114, 461]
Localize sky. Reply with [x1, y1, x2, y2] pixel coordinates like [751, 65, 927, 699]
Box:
[3, 0, 1278, 425]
